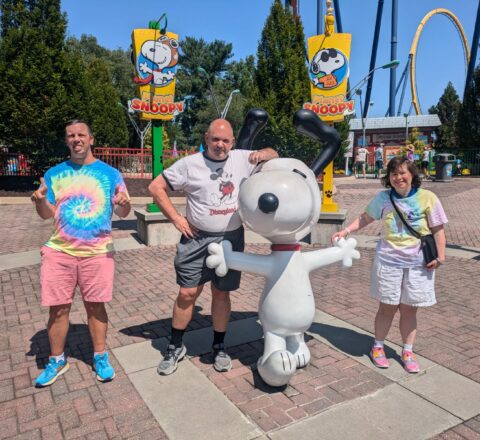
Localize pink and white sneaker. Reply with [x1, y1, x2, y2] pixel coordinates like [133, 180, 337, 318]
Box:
[402, 350, 420, 373]
[370, 346, 389, 368]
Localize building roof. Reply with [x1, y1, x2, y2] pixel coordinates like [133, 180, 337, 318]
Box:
[349, 114, 441, 131]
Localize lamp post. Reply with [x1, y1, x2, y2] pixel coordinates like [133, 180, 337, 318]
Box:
[404, 101, 415, 143]
[347, 60, 400, 104]
[197, 66, 221, 117]
[356, 91, 374, 148]
[221, 89, 240, 119]
[118, 102, 151, 151]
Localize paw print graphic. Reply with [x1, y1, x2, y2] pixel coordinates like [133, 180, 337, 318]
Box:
[325, 190, 333, 198]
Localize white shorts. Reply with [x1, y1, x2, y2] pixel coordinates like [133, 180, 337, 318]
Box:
[370, 256, 436, 307]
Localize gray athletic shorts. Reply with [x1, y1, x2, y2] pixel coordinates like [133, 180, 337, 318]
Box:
[174, 227, 245, 290]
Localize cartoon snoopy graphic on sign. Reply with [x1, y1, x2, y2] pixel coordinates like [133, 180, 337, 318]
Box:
[134, 35, 179, 86]
[207, 109, 360, 387]
[310, 48, 346, 89]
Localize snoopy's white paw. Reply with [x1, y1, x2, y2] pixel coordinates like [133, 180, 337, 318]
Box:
[139, 62, 150, 73]
[335, 237, 361, 267]
[206, 243, 227, 276]
[257, 350, 297, 387]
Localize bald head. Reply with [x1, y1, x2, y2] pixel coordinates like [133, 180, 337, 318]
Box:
[204, 119, 235, 161]
[206, 119, 234, 137]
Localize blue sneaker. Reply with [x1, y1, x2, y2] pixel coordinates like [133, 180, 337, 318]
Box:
[34, 357, 69, 387]
[93, 352, 115, 382]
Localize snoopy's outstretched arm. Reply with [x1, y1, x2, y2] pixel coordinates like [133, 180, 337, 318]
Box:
[303, 237, 360, 272]
[207, 241, 275, 277]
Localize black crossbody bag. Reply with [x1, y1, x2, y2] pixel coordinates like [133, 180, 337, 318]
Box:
[389, 191, 438, 265]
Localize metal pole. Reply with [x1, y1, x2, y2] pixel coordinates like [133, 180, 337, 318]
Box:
[464, 0, 480, 98]
[197, 67, 221, 117]
[221, 90, 240, 119]
[316, 0, 323, 34]
[389, 0, 398, 116]
[363, 0, 384, 118]
[404, 114, 408, 141]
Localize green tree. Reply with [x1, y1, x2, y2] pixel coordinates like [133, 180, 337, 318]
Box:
[0, 0, 74, 171]
[174, 37, 247, 148]
[249, 0, 320, 163]
[457, 66, 480, 149]
[65, 36, 129, 146]
[0, 1, 129, 172]
[81, 59, 128, 146]
[428, 81, 461, 150]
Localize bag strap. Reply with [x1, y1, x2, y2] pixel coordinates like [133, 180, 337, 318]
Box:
[389, 191, 422, 239]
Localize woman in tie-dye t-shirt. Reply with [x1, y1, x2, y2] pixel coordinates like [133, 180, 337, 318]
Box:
[331, 157, 447, 374]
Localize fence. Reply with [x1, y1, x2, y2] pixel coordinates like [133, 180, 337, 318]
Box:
[4, 147, 478, 178]
[350, 149, 480, 177]
[94, 147, 152, 178]
[94, 147, 197, 179]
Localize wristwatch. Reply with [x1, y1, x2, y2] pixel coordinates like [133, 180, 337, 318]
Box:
[435, 258, 442, 266]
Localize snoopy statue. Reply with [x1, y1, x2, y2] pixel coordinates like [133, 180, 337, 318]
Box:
[206, 109, 360, 387]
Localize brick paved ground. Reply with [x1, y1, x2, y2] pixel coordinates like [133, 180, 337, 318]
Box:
[0, 177, 479, 438]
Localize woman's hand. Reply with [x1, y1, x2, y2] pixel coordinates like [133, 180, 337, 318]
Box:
[426, 257, 444, 270]
[331, 228, 351, 244]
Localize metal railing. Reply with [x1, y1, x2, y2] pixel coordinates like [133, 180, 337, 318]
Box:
[0, 147, 199, 178]
[94, 147, 152, 178]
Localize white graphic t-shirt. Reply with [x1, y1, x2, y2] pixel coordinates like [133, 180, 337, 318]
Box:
[163, 150, 256, 232]
[356, 147, 368, 162]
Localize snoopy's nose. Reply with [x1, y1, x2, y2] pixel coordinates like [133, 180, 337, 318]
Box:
[258, 193, 279, 214]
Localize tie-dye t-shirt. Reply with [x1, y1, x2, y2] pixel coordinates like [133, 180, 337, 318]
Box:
[43, 160, 127, 257]
[366, 188, 448, 267]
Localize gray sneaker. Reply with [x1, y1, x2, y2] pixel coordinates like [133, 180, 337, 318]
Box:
[212, 343, 232, 372]
[157, 344, 187, 375]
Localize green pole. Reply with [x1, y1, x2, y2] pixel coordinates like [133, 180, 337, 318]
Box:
[146, 17, 166, 213]
[147, 121, 164, 212]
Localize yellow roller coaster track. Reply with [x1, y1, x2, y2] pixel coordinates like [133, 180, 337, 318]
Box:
[410, 8, 470, 115]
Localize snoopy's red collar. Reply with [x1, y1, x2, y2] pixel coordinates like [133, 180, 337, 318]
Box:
[271, 244, 302, 252]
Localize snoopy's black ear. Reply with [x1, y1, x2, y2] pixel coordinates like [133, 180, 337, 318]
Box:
[293, 109, 341, 176]
[236, 109, 268, 150]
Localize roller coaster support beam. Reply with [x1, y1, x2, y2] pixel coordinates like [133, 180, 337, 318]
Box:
[464, 0, 480, 98]
[316, 0, 323, 34]
[363, 0, 384, 119]
[332, 0, 343, 32]
[396, 56, 411, 116]
[389, 0, 398, 117]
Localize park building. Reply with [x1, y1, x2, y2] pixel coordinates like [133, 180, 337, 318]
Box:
[348, 114, 441, 165]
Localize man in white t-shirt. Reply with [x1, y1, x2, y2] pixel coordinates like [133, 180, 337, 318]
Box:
[355, 146, 369, 178]
[148, 119, 278, 376]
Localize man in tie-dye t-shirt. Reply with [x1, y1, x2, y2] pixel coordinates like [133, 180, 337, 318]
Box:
[31, 120, 131, 387]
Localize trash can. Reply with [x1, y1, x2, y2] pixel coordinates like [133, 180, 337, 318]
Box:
[433, 153, 456, 182]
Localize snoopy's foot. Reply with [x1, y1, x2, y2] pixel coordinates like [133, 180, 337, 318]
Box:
[286, 335, 311, 369]
[292, 344, 311, 369]
[257, 350, 297, 387]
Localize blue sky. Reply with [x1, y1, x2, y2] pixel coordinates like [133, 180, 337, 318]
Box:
[61, 0, 478, 118]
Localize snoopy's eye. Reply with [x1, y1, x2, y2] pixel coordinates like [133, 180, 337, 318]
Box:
[170, 39, 179, 48]
[293, 169, 307, 179]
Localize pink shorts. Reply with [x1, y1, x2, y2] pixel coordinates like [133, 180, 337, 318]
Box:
[40, 246, 114, 306]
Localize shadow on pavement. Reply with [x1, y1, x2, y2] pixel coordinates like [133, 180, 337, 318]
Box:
[309, 322, 401, 363]
[27, 323, 94, 369]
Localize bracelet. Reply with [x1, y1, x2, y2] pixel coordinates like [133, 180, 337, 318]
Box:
[435, 258, 442, 266]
